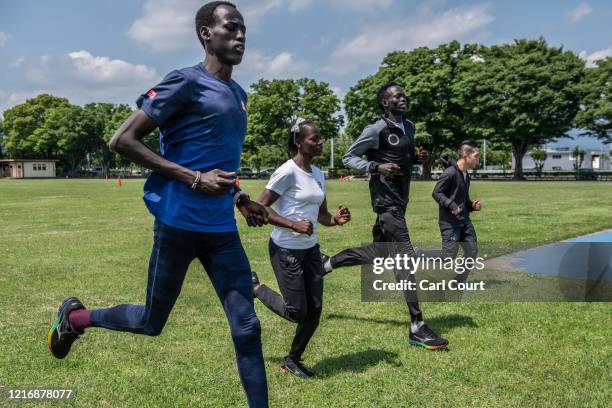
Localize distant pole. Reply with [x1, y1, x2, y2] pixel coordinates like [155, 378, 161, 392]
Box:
[483, 139, 487, 169]
[329, 136, 335, 178]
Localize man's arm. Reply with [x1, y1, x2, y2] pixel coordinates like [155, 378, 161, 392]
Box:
[432, 170, 459, 211]
[110, 110, 194, 184]
[465, 176, 481, 211]
[109, 110, 235, 195]
[466, 181, 474, 211]
[342, 125, 379, 173]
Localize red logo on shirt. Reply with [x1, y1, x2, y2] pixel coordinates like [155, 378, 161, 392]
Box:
[146, 89, 158, 99]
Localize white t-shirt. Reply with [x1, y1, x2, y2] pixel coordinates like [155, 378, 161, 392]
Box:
[266, 159, 326, 249]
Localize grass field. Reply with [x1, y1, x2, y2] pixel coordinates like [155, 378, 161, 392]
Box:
[1, 179, 611, 407]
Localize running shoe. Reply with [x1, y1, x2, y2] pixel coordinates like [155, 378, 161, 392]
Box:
[48, 297, 86, 359]
[280, 355, 315, 379]
[409, 324, 448, 350]
[321, 253, 333, 275]
[252, 270, 260, 286]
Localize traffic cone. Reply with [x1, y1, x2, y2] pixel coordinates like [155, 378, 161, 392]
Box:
[117, 176, 122, 188]
[339, 176, 343, 183]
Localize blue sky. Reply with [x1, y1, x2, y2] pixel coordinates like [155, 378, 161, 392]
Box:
[1, 0, 611, 117]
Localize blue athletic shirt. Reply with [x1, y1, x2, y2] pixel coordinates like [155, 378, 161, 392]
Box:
[136, 63, 247, 232]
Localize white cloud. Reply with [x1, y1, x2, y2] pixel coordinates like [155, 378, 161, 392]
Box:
[330, 0, 394, 11]
[0, 52, 161, 114]
[286, 0, 313, 12]
[22, 56, 55, 84]
[324, 3, 494, 74]
[0, 32, 9, 47]
[236, 49, 309, 79]
[127, 0, 313, 51]
[579, 46, 612, 67]
[127, 0, 198, 52]
[10, 57, 25, 68]
[0, 91, 50, 117]
[567, 3, 592, 22]
[470, 54, 485, 63]
[330, 85, 343, 98]
[68, 51, 157, 83]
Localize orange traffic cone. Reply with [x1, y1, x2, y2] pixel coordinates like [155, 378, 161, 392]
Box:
[117, 176, 122, 188]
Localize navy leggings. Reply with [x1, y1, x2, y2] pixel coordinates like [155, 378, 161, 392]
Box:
[90, 220, 268, 407]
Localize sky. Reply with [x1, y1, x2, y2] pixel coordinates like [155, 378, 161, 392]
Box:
[1, 0, 611, 120]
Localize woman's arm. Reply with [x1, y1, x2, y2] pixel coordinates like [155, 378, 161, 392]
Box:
[318, 197, 351, 227]
[257, 189, 313, 235]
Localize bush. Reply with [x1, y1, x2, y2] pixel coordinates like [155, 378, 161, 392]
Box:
[576, 169, 598, 181]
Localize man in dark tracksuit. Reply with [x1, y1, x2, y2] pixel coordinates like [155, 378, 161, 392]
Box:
[322, 82, 448, 350]
[432, 142, 481, 284]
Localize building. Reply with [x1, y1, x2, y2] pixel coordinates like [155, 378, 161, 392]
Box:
[0, 159, 59, 178]
[516, 148, 611, 171]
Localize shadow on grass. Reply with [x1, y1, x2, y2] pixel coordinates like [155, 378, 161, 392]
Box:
[326, 313, 478, 333]
[268, 349, 400, 378]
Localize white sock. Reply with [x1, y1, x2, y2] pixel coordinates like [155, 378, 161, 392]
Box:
[410, 320, 424, 333]
[323, 258, 332, 273]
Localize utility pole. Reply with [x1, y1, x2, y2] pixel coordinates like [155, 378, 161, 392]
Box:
[483, 139, 487, 169]
[329, 136, 335, 178]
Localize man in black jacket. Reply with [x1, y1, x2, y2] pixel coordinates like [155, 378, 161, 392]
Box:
[432, 141, 481, 284]
[322, 82, 448, 350]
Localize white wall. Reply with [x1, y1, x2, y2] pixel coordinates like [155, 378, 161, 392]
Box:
[22, 161, 55, 178]
[515, 151, 611, 171]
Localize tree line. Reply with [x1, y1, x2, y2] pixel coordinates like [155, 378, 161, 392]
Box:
[1, 38, 610, 179]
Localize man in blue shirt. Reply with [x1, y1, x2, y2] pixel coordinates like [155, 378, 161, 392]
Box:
[47, 2, 269, 406]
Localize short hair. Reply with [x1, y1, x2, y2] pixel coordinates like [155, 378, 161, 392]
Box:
[458, 140, 479, 158]
[195, 1, 236, 48]
[376, 81, 403, 112]
[287, 118, 316, 156]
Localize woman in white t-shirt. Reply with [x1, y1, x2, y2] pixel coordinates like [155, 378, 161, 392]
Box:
[252, 117, 350, 379]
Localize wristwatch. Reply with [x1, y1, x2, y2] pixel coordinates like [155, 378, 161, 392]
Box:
[233, 190, 249, 206]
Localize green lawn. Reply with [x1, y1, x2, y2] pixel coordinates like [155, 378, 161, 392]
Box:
[0, 179, 611, 407]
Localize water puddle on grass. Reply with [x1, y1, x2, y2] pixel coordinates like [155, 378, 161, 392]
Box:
[488, 229, 612, 282]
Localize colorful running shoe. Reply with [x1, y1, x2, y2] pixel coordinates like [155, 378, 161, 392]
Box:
[409, 324, 448, 350]
[48, 297, 85, 359]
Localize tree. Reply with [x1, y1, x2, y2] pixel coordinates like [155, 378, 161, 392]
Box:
[245, 78, 343, 168]
[576, 57, 611, 144]
[2, 94, 71, 158]
[2, 95, 139, 176]
[344, 41, 482, 178]
[83, 103, 134, 176]
[454, 39, 584, 179]
[0, 119, 5, 158]
[530, 147, 548, 177]
[39, 104, 103, 176]
[487, 150, 513, 174]
[572, 145, 586, 170]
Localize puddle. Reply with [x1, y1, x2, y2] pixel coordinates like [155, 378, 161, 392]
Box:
[487, 230, 612, 282]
